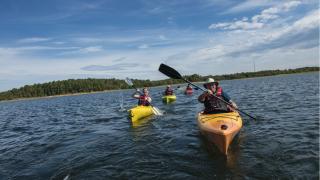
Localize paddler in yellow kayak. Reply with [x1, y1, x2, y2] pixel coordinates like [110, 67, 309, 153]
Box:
[198, 78, 238, 113]
[132, 87, 152, 106]
[163, 85, 174, 95]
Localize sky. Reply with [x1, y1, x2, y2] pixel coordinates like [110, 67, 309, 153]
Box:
[0, 0, 319, 91]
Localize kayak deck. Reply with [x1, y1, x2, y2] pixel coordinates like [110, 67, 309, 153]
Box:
[128, 105, 154, 123]
[197, 111, 242, 155]
[162, 95, 176, 103]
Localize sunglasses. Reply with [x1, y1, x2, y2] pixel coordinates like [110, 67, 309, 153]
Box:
[204, 83, 217, 88]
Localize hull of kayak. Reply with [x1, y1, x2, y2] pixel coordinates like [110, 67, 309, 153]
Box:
[128, 105, 154, 123]
[197, 111, 242, 155]
[162, 95, 176, 103]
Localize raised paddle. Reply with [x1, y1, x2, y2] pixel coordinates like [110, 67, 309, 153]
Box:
[158, 63, 257, 120]
[125, 77, 163, 116]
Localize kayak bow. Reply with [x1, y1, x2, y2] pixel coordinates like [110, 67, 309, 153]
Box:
[197, 111, 242, 155]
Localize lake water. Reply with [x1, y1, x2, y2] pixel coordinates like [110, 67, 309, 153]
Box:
[0, 72, 319, 179]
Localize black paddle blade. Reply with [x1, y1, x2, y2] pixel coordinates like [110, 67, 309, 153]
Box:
[158, 63, 182, 79]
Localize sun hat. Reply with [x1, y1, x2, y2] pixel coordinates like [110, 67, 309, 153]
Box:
[205, 78, 215, 84]
[204, 78, 218, 87]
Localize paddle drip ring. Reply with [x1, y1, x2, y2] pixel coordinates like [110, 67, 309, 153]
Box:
[221, 124, 228, 130]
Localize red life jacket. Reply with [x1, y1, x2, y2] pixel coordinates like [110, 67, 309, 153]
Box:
[185, 87, 193, 94]
[138, 94, 150, 106]
[216, 87, 222, 96]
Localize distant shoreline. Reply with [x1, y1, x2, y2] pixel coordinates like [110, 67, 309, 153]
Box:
[0, 83, 183, 103]
[0, 90, 111, 103]
[0, 69, 318, 102]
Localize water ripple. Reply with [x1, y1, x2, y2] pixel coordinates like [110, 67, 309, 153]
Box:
[0, 72, 318, 179]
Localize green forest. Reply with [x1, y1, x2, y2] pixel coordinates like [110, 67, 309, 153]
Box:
[0, 66, 319, 101]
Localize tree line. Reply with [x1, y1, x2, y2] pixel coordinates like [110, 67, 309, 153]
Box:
[0, 66, 318, 101]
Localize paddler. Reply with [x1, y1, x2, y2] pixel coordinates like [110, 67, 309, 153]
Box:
[186, 84, 193, 91]
[132, 87, 152, 106]
[164, 85, 174, 95]
[198, 78, 238, 113]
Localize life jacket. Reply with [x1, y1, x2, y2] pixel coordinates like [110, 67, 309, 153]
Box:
[165, 88, 173, 95]
[185, 86, 193, 94]
[204, 87, 227, 113]
[138, 94, 150, 106]
[216, 87, 222, 96]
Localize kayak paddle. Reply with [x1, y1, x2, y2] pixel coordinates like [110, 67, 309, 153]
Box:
[158, 63, 257, 120]
[125, 77, 163, 116]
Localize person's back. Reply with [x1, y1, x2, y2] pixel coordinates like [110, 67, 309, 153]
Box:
[132, 87, 152, 106]
[198, 78, 237, 114]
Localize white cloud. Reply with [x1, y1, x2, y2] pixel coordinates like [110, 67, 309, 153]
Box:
[0, 46, 80, 57]
[17, 37, 51, 43]
[138, 44, 149, 49]
[282, 1, 301, 11]
[73, 36, 145, 44]
[262, 10, 319, 43]
[0, 48, 19, 57]
[81, 63, 139, 71]
[56, 46, 104, 55]
[52, 41, 66, 45]
[0, 1, 317, 91]
[209, 1, 302, 30]
[170, 7, 319, 74]
[209, 21, 264, 30]
[252, 1, 301, 22]
[18, 46, 79, 51]
[159, 35, 167, 40]
[223, 0, 279, 14]
[78, 46, 103, 53]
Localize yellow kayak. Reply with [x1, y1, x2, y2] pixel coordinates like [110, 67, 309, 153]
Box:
[128, 105, 154, 123]
[197, 111, 242, 155]
[162, 95, 176, 103]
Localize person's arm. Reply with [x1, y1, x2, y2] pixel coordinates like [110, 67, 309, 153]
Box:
[146, 97, 152, 103]
[132, 90, 140, 99]
[198, 90, 211, 103]
[222, 91, 238, 108]
[198, 93, 206, 103]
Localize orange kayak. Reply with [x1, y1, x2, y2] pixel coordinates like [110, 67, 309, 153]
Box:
[197, 111, 242, 155]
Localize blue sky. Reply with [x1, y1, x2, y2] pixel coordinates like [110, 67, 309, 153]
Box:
[0, 0, 319, 91]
